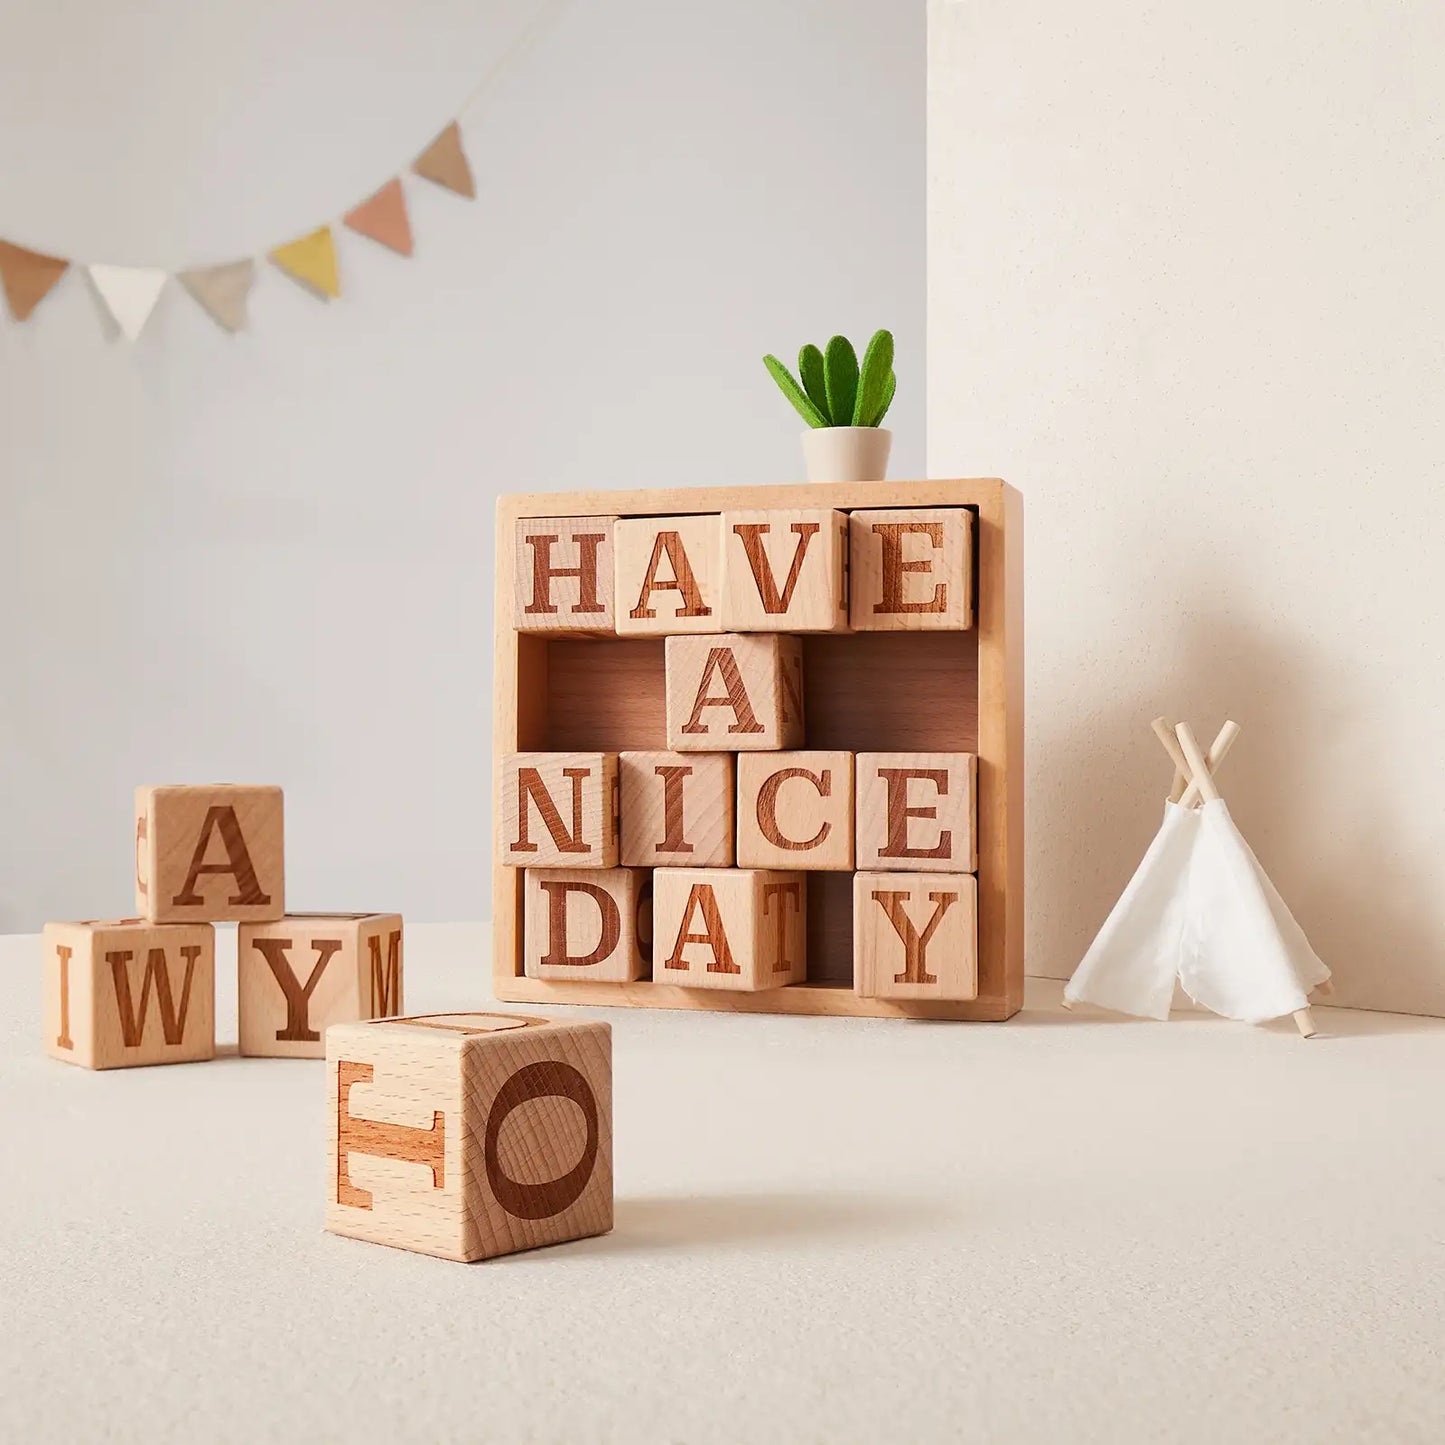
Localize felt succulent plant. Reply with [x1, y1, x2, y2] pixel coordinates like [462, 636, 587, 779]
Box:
[764, 329, 896, 428]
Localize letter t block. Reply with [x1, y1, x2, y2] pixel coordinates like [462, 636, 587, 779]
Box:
[500, 753, 619, 868]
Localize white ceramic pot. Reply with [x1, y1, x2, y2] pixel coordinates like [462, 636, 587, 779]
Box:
[801, 426, 892, 483]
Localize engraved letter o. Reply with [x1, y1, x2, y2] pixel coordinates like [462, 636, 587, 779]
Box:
[484, 1060, 599, 1221]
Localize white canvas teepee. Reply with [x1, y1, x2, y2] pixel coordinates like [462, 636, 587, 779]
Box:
[1064, 719, 1331, 1036]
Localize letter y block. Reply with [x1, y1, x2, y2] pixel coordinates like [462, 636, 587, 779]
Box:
[854, 872, 978, 1001]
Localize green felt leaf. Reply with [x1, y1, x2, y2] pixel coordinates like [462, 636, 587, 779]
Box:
[854, 329, 895, 426]
[868, 369, 897, 427]
[764, 354, 828, 428]
[798, 344, 829, 421]
[824, 335, 859, 432]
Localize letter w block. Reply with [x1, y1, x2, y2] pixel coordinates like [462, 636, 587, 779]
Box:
[500, 753, 619, 868]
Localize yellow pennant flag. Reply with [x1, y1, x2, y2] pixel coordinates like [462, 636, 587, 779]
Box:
[269, 226, 340, 300]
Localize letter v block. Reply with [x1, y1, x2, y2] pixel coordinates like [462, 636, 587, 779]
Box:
[665, 634, 803, 752]
[326, 1013, 612, 1262]
[652, 868, 805, 990]
[614, 514, 722, 636]
[849, 508, 973, 630]
[42, 919, 215, 1069]
[237, 913, 404, 1058]
[854, 872, 978, 1001]
[500, 753, 619, 868]
[524, 868, 648, 981]
[135, 783, 284, 923]
[721, 508, 849, 632]
[515, 515, 619, 634]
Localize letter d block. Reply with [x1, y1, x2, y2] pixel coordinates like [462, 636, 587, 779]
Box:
[849, 508, 973, 630]
[135, 783, 284, 923]
[237, 913, 404, 1058]
[665, 633, 804, 752]
[514, 515, 619, 634]
[854, 873, 978, 1002]
[326, 1014, 612, 1262]
[652, 868, 805, 990]
[524, 868, 648, 982]
[500, 753, 619, 868]
[42, 919, 215, 1069]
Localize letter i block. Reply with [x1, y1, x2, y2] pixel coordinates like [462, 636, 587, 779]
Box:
[619, 751, 734, 866]
[736, 750, 855, 871]
[614, 515, 722, 636]
[326, 1013, 612, 1262]
[664, 634, 804, 752]
[42, 919, 215, 1069]
[514, 515, 619, 634]
[237, 913, 404, 1059]
[500, 753, 619, 868]
[652, 868, 805, 990]
[854, 873, 978, 1001]
[135, 783, 284, 923]
[524, 868, 649, 982]
[849, 508, 973, 630]
[721, 508, 849, 632]
[855, 752, 977, 873]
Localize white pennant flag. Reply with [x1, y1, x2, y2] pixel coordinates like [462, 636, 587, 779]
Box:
[87, 264, 168, 340]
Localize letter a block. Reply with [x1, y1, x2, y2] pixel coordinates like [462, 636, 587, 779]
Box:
[237, 913, 404, 1059]
[854, 873, 978, 1001]
[652, 868, 805, 990]
[135, 783, 284, 923]
[614, 514, 722, 636]
[524, 868, 648, 982]
[849, 508, 973, 630]
[665, 633, 803, 752]
[619, 750, 734, 866]
[326, 1013, 612, 1262]
[721, 508, 849, 632]
[855, 752, 977, 872]
[42, 919, 215, 1069]
[736, 750, 855, 871]
[500, 752, 619, 868]
[514, 515, 618, 634]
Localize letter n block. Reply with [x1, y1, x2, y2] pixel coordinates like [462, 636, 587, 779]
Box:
[619, 750, 734, 866]
[721, 508, 849, 632]
[614, 514, 722, 636]
[42, 919, 215, 1069]
[514, 515, 618, 634]
[854, 873, 978, 1001]
[664, 633, 804, 752]
[849, 508, 973, 630]
[736, 751, 854, 871]
[652, 868, 805, 990]
[135, 783, 284, 923]
[237, 913, 404, 1058]
[524, 868, 648, 982]
[326, 1013, 612, 1262]
[855, 752, 977, 872]
[500, 753, 619, 868]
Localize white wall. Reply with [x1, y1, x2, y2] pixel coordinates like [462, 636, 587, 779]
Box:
[0, 0, 923, 931]
[929, 0, 1445, 1014]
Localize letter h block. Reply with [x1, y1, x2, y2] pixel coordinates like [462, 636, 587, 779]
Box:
[326, 1013, 612, 1262]
[500, 753, 619, 868]
[514, 515, 618, 634]
[237, 913, 404, 1058]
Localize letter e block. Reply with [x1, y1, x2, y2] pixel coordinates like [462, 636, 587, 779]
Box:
[665, 633, 804, 752]
[238, 913, 403, 1059]
[515, 515, 618, 633]
[619, 750, 734, 866]
[849, 508, 973, 630]
[524, 868, 648, 981]
[721, 508, 849, 632]
[736, 751, 854, 870]
[614, 515, 722, 636]
[500, 753, 619, 868]
[854, 873, 978, 1001]
[135, 783, 284, 923]
[326, 1013, 612, 1262]
[42, 919, 215, 1069]
[855, 752, 977, 872]
[652, 868, 805, 990]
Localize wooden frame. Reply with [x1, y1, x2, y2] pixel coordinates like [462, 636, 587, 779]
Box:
[492, 478, 1024, 1021]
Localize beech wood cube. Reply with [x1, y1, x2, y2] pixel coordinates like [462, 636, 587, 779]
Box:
[735, 751, 855, 871]
[664, 633, 804, 752]
[855, 752, 977, 873]
[720, 508, 849, 633]
[500, 752, 619, 868]
[326, 1013, 612, 1262]
[614, 514, 722, 636]
[237, 913, 403, 1059]
[619, 750, 734, 867]
[854, 872, 978, 1001]
[849, 507, 973, 630]
[524, 868, 649, 982]
[652, 868, 805, 990]
[42, 918, 215, 1069]
[514, 515, 619, 634]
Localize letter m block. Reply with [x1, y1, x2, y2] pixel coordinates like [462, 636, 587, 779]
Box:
[500, 753, 619, 868]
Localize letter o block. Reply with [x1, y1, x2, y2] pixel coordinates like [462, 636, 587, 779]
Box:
[500, 753, 619, 868]
[326, 1014, 612, 1262]
[849, 508, 973, 631]
[135, 784, 284, 923]
[854, 873, 978, 1002]
[652, 868, 806, 990]
[736, 751, 854, 871]
[524, 868, 649, 982]
[664, 633, 804, 752]
[855, 752, 977, 873]
[514, 516, 619, 634]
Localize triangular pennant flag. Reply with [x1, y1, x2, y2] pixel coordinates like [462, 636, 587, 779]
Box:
[412, 121, 475, 199]
[344, 177, 414, 257]
[179, 259, 256, 333]
[0, 240, 70, 321]
[87, 264, 168, 340]
[269, 226, 340, 300]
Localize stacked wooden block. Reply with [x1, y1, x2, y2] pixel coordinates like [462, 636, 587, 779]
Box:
[42, 784, 403, 1068]
[502, 506, 981, 1002]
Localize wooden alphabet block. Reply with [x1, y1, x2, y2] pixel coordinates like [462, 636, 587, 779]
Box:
[721, 508, 849, 632]
[326, 1013, 612, 1262]
[854, 872, 978, 1001]
[500, 752, 619, 868]
[619, 750, 734, 866]
[855, 752, 977, 872]
[237, 913, 403, 1059]
[735, 751, 855, 871]
[524, 868, 649, 981]
[135, 783, 284, 923]
[652, 868, 805, 990]
[42, 919, 215, 1069]
[664, 633, 804, 752]
[614, 514, 722, 636]
[514, 515, 619, 634]
[849, 508, 973, 630]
